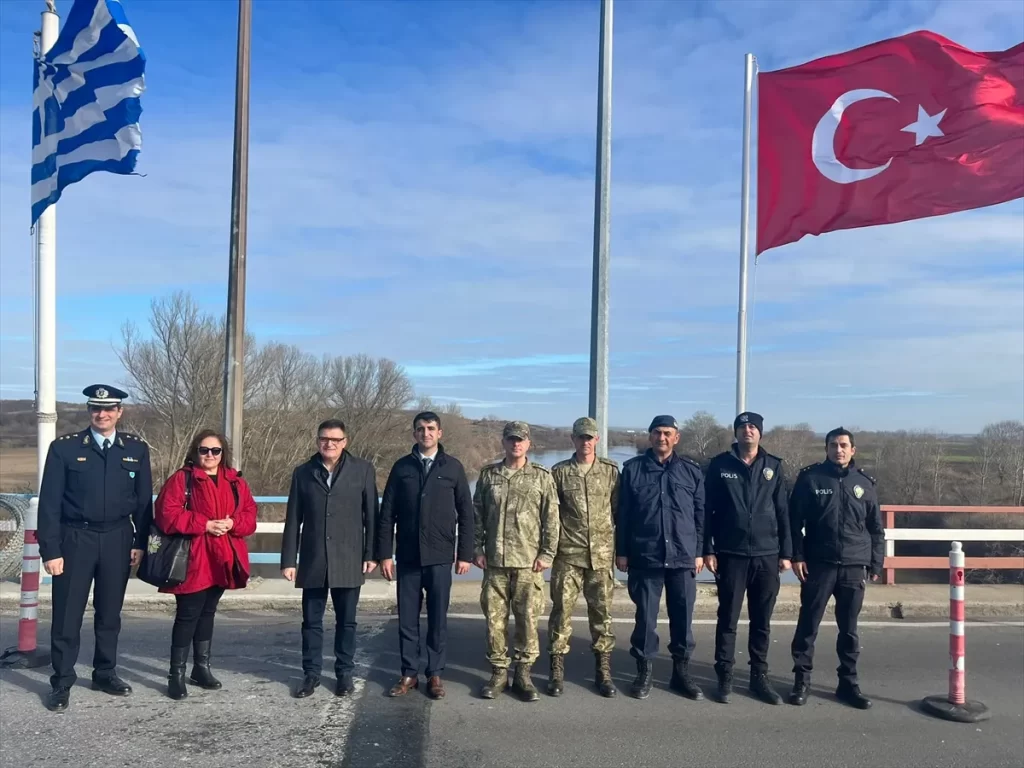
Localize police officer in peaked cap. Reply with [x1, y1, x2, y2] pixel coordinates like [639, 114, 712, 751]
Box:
[37, 385, 153, 712]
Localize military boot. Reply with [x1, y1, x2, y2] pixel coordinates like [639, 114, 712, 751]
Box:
[750, 670, 782, 705]
[630, 658, 653, 699]
[512, 663, 539, 702]
[836, 680, 872, 710]
[167, 646, 189, 701]
[669, 659, 704, 701]
[715, 669, 733, 704]
[546, 654, 564, 697]
[479, 666, 508, 699]
[595, 653, 616, 698]
[789, 675, 810, 706]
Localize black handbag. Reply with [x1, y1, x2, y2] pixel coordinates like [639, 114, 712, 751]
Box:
[137, 469, 194, 588]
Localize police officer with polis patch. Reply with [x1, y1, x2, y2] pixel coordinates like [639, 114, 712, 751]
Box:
[788, 426, 884, 710]
[704, 412, 791, 705]
[616, 415, 706, 701]
[37, 385, 153, 712]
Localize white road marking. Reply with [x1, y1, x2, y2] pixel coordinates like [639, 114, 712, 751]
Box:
[445, 613, 1024, 628]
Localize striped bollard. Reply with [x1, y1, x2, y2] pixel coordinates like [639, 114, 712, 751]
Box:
[0, 498, 51, 668]
[920, 541, 990, 722]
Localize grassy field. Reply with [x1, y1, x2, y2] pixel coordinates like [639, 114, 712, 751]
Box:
[0, 447, 36, 493]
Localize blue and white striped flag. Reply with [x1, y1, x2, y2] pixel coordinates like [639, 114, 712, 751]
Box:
[32, 0, 146, 224]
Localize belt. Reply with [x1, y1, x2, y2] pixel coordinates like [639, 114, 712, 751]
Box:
[62, 517, 132, 533]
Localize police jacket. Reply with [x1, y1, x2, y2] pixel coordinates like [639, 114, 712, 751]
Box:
[789, 459, 885, 574]
[616, 450, 705, 570]
[376, 445, 475, 567]
[37, 429, 153, 562]
[704, 447, 791, 559]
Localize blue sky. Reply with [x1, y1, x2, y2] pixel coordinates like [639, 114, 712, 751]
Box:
[1, 0, 1022, 433]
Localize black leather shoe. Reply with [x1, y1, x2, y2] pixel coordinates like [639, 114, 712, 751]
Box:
[715, 670, 733, 704]
[293, 675, 320, 698]
[46, 686, 71, 712]
[789, 677, 810, 706]
[750, 671, 783, 705]
[836, 680, 872, 709]
[92, 674, 132, 696]
[336, 674, 355, 696]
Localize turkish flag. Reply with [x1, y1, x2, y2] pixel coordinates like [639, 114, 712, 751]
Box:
[757, 31, 1024, 254]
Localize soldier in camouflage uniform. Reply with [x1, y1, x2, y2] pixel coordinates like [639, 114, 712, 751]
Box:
[547, 417, 619, 698]
[473, 421, 560, 702]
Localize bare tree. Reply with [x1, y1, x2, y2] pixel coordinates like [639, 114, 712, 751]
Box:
[761, 423, 818, 470]
[678, 411, 732, 463]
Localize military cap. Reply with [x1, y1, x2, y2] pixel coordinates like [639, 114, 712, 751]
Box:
[572, 416, 599, 438]
[502, 420, 531, 440]
[83, 384, 128, 407]
[648, 414, 678, 432]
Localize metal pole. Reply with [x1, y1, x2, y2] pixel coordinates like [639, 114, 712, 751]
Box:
[2, 1, 58, 669]
[735, 53, 755, 416]
[588, 0, 612, 457]
[223, 0, 251, 468]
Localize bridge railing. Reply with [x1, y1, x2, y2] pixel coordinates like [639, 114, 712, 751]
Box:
[2, 495, 1023, 581]
[881, 505, 1024, 584]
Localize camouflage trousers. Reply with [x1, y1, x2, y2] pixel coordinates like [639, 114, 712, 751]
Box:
[547, 559, 615, 655]
[480, 567, 545, 669]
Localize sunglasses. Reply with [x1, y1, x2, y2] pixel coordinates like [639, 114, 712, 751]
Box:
[198, 446, 223, 456]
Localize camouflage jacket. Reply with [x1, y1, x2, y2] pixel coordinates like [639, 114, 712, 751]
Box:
[473, 460, 560, 569]
[551, 456, 619, 570]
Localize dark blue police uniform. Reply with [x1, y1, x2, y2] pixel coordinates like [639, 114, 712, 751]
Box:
[37, 385, 152, 708]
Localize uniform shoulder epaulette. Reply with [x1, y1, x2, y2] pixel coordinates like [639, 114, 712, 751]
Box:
[550, 458, 572, 472]
[529, 461, 551, 474]
[857, 467, 877, 485]
[798, 463, 817, 474]
[762, 449, 783, 462]
[680, 455, 702, 469]
[480, 461, 502, 474]
[597, 456, 619, 469]
[57, 430, 82, 441]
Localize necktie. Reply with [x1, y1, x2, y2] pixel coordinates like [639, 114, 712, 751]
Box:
[102, 438, 111, 453]
[422, 458, 432, 475]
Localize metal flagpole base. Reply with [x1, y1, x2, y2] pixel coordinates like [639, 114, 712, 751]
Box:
[920, 695, 990, 723]
[0, 645, 51, 669]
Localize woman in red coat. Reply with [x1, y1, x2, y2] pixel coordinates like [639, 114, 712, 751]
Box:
[154, 429, 258, 700]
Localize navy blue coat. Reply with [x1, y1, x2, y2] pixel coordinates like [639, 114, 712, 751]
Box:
[616, 450, 705, 570]
[37, 429, 153, 562]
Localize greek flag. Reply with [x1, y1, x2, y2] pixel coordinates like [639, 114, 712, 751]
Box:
[31, 0, 145, 224]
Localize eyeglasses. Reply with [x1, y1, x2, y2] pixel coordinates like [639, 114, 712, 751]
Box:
[198, 447, 223, 456]
[318, 436, 347, 445]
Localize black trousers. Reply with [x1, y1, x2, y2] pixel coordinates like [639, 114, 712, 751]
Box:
[50, 523, 134, 689]
[714, 554, 781, 675]
[301, 585, 360, 677]
[397, 562, 453, 677]
[627, 566, 696, 662]
[791, 564, 867, 684]
[172, 587, 225, 648]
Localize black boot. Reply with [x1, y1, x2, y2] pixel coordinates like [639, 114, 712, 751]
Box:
[190, 640, 222, 690]
[715, 669, 733, 704]
[789, 675, 810, 706]
[669, 659, 704, 701]
[595, 653, 616, 698]
[546, 654, 564, 697]
[750, 670, 783, 705]
[630, 658, 653, 699]
[836, 679, 872, 709]
[480, 666, 508, 699]
[512, 663, 539, 702]
[168, 646, 190, 700]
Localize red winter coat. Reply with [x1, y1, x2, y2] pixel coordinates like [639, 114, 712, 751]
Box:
[154, 465, 258, 594]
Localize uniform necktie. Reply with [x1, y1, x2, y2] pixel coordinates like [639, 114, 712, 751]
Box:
[102, 438, 111, 453]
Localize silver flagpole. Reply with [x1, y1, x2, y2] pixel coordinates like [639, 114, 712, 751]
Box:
[735, 53, 756, 416]
[589, 0, 613, 457]
[223, 0, 251, 468]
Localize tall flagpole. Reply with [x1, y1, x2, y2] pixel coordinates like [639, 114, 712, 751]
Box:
[2, 0, 58, 669]
[735, 53, 756, 416]
[589, 0, 613, 457]
[223, 0, 251, 468]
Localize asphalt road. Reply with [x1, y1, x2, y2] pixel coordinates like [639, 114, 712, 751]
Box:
[1, 611, 1022, 768]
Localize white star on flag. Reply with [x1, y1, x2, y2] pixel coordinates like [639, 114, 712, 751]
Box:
[901, 105, 946, 146]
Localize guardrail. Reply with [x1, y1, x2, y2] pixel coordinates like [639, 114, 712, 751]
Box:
[882, 505, 1024, 584]
[3, 495, 1023, 580]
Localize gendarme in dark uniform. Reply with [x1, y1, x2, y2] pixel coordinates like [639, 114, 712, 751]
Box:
[788, 426, 884, 711]
[37, 385, 153, 712]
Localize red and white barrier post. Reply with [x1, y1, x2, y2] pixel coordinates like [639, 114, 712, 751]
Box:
[0, 498, 50, 668]
[920, 541, 990, 722]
